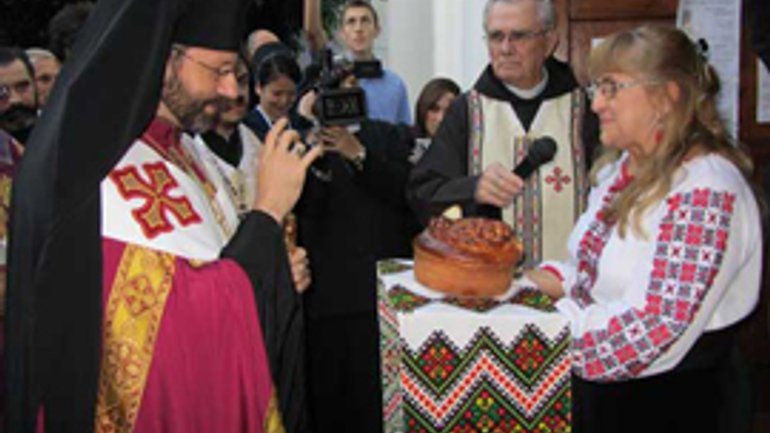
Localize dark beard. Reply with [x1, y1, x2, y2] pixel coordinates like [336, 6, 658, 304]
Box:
[161, 73, 228, 133]
[0, 104, 37, 141]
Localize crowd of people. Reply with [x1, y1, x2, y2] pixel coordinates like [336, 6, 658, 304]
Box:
[0, 0, 764, 433]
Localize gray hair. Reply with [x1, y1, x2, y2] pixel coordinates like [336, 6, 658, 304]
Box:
[483, 0, 556, 32]
[26, 48, 59, 63]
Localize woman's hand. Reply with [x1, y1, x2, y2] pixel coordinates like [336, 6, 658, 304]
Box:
[524, 268, 565, 300]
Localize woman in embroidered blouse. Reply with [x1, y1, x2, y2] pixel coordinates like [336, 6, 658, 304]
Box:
[526, 25, 763, 433]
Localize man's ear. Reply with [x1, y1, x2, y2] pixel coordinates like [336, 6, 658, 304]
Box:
[163, 55, 176, 82]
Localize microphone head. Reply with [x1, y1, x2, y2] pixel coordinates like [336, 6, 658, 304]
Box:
[528, 136, 557, 166]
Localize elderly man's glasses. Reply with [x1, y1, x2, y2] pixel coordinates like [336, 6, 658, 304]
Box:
[586, 78, 657, 100]
[172, 47, 237, 81]
[485, 29, 549, 46]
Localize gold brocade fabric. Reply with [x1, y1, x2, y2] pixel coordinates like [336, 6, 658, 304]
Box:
[265, 391, 287, 433]
[0, 174, 12, 241]
[95, 245, 175, 433]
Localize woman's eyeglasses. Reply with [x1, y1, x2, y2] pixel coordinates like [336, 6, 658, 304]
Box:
[586, 78, 657, 100]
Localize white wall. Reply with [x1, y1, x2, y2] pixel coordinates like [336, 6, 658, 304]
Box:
[374, 0, 490, 109]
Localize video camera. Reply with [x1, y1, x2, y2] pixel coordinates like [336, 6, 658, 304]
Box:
[311, 49, 371, 127]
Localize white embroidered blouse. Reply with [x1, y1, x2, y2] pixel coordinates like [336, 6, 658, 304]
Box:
[542, 152, 762, 382]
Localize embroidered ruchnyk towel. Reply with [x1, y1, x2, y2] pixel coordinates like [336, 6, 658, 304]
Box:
[378, 260, 571, 433]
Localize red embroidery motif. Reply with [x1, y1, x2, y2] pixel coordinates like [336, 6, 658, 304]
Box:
[545, 166, 571, 193]
[110, 162, 202, 239]
[571, 189, 736, 381]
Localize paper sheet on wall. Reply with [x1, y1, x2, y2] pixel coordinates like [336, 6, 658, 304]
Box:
[757, 60, 770, 124]
[677, 0, 741, 138]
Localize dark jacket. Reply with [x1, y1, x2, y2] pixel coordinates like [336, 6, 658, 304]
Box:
[298, 120, 419, 318]
[243, 107, 313, 142]
[407, 57, 599, 225]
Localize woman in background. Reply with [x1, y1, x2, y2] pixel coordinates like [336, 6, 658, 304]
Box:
[411, 77, 460, 162]
[244, 48, 305, 141]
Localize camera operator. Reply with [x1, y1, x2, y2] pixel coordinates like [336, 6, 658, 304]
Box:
[295, 73, 419, 433]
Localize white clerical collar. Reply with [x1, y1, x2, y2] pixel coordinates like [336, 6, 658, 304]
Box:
[257, 106, 296, 130]
[504, 67, 549, 100]
[257, 105, 273, 127]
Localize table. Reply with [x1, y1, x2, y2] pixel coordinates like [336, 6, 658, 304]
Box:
[378, 259, 572, 433]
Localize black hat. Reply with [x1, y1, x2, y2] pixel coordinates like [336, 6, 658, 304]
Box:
[174, 0, 250, 50]
[5, 0, 250, 431]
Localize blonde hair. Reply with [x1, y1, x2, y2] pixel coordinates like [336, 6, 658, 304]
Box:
[588, 25, 755, 237]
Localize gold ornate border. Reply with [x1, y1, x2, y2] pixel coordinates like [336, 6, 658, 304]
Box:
[95, 244, 175, 432]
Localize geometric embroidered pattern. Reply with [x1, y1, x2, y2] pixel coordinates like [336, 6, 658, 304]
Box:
[95, 245, 175, 433]
[572, 188, 735, 381]
[569, 88, 589, 221]
[387, 285, 556, 314]
[571, 163, 633, 309]
[109, 162, 202, 239]
[509, 288, 557, 313]
[378, 270, 571, 433]
[379, 278, 406, 433]
[398, 327, 571, 432]
[511, 136, 545, 269]
[378, 259, 414, 275]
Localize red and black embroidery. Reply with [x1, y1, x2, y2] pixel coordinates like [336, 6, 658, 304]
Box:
[109, 162, 202, 239]
[570, 162, 634, 307]
[572, 188, 735, 380]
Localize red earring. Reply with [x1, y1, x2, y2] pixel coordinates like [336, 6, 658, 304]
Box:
[654, 129, 664, 144]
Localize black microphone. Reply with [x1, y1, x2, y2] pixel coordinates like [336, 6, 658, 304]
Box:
[475, 136, 558, 219]
[512, 136, 558, 178]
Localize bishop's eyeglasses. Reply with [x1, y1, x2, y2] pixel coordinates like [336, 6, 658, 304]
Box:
[172, 46, 237, 82]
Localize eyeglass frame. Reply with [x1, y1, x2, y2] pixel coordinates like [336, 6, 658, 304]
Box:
[171, 46, 238, 82]
[484, 28, 551, 47]
[586, 77, 659, 100]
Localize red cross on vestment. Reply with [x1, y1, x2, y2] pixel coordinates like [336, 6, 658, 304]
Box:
[545, 166, 572, 193]
[109, 162, 202, 239]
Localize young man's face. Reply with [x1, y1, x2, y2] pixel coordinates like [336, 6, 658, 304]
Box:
[338, 6, 379, 60]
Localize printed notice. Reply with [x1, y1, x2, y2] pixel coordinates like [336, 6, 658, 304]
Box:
[678, 0, 741, 137]
[757, 60, 770, 124]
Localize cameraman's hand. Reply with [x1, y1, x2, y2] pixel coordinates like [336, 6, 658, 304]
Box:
[253, 118, 324, 223]
[298, 90, 318, 121]
[318, 126, 364, 161]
